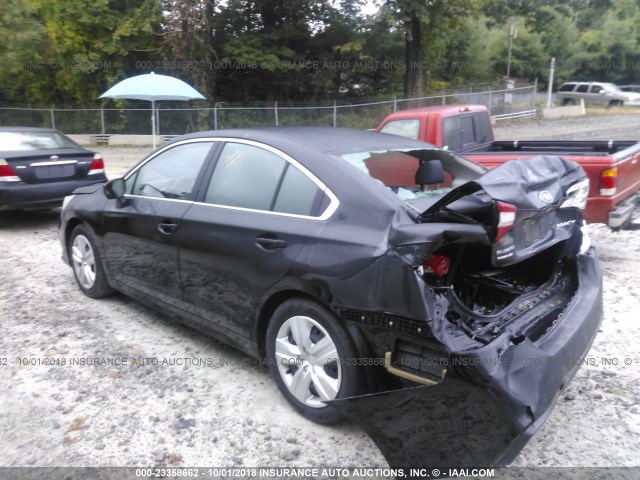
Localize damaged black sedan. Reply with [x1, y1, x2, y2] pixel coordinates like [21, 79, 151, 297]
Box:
[59, 128, 602, 468]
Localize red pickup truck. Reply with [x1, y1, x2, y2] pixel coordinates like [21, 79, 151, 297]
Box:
[376, 105, 640, 228]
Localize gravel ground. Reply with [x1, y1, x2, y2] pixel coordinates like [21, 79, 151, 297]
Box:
[494, 111, 640, 141]
[1, 115, 640, 469]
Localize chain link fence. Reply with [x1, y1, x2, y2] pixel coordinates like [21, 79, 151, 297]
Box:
[0, 82, 538, 136]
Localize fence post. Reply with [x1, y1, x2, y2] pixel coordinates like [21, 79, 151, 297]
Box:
[488, 90, 493, 116]
[333, 100, 337, 128]
[100, 105, 105, 134]
[442, 95, 446, 106]
[275, 101, 279, 127]
[532, 78, 538, 109]
[50, 107, 55, 129]
[393, 95, 397, 112]
[213, 103, 218, 130]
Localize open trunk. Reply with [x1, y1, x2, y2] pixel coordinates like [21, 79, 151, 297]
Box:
[415, 155, 589, 345]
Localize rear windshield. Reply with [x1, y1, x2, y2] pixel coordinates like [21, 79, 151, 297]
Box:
[335, 146, 485, 202]
[0, 131, 78, 151]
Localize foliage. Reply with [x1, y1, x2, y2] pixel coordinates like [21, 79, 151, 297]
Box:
[1, 0, 640, 108]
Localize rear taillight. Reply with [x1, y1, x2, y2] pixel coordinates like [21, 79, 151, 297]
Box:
[0, 159, 20, 182]
[600, 167, 617, 196]
[421, 254, 450, 277]
[88, 154, 104, 175]
[495, 201, 517, 242]
[561, 178, 590, 210]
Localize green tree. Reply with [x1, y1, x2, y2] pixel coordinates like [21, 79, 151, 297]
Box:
[0, 0, 49, 104]
[380, 0, 473, 98]
[40, 0, 163, 105]
[573, 0, 640, 83]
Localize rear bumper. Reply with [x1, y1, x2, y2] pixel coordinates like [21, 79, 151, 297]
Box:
[0, 177, 106, 210]
[585, 185, 640, 227]
[329, 249, 603, 468]
[608, 192, 640, 229]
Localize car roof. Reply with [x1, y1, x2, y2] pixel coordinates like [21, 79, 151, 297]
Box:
[0, 127, 59, 133]
[379, 104, 488, 120]
[562, 81, 615, 86]
[168, 127, 435, 156]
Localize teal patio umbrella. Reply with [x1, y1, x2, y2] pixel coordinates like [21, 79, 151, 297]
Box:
[99, 72, 206, 148]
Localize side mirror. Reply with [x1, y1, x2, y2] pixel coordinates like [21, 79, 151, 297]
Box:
[598, 89, 606, 94]
[104, 178, 127, 208]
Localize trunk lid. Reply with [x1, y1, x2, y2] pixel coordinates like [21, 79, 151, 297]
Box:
[2, 148, 96, 184]
[422, 155, 587, 267]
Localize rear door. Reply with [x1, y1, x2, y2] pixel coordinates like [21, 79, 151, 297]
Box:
[178, 140, 328, 338]
[101, 140, 214, 305]
[588, 83, 607, 106]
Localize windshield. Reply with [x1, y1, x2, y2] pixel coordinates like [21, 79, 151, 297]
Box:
[601, 84, 622, 93]
[334, 146, 485, 202]
[0, 131, 78, 151]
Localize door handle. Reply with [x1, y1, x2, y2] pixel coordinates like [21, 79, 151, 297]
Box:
[256, 236, 287, 250]
[157, 221, 179, 235]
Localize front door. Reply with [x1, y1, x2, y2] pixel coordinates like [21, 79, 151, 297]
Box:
[101, 141, 214, 306]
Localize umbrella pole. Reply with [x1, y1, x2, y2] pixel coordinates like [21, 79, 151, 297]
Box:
[151, 99, 156, 149]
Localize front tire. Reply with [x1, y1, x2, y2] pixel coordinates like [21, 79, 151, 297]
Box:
[69, 225, 113, 298]
[266, 298, 364, 424]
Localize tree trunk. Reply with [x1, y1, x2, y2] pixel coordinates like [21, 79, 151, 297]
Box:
[404, 9, 424, 99]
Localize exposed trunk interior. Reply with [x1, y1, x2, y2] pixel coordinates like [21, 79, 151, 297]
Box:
[422, 242, 579, 344]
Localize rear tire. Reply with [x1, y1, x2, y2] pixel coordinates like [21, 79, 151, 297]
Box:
[266, 298, 364, 424]
[563, 99, 576, 106]
[69, 225, 113, 298]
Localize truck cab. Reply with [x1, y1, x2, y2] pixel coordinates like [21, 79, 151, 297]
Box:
[377, 105, 493, 151]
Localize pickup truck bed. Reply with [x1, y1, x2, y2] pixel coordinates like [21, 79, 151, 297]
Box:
[376, 105, 640, 228]
[462, 141, 640, 225]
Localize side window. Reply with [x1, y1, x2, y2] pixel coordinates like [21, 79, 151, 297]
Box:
[379, 119, 421, 139]
[273, 165, 321, 216]
[472, 112, 492, 144]
[589, 84, 603, 93]
[559, 83, 575, 92]
[576, 84, 589, 93]
[204, 142, 323, 216]
[127, 142, 212, 199]
[205, 143, 287, 210]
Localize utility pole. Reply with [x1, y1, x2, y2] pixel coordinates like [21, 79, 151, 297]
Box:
[507, 23, 516, 78]
[547, 58, 556, 109]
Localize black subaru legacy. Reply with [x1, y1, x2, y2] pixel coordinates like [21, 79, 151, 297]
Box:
[59, 128, 602, 468]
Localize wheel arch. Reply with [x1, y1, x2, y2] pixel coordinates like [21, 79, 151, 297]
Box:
[254, 289, 317, 359]
[64, 218, 85, 256]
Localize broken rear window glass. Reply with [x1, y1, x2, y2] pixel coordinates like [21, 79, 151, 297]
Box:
[335, 147, 485, 202]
